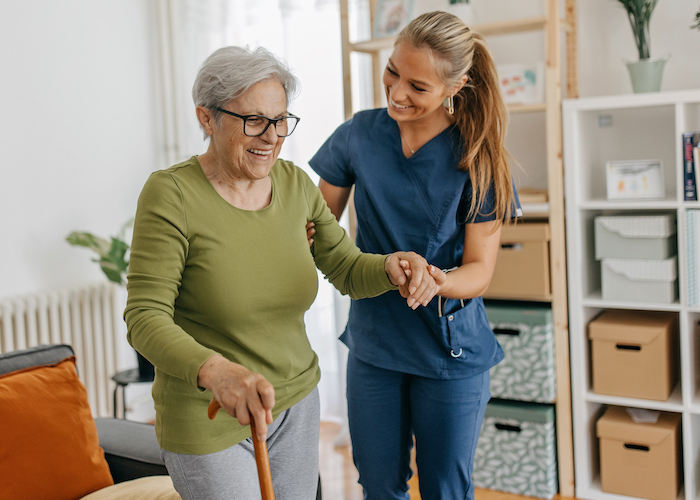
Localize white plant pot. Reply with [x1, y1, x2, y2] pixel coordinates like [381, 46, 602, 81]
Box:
[626, 57, 668, 93]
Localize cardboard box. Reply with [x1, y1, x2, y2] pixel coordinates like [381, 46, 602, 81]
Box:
[485, 223, 550, 300]
[597, 406, 682, 500]
[589, 310, 678, 401]
[595, 215, 676, 260]
[601, 257, 678, 304]
[485, 303, 555, 403]
[474, 400, 557, 499]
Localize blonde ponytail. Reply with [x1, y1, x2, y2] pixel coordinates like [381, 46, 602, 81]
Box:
[454, 34, 514, 224]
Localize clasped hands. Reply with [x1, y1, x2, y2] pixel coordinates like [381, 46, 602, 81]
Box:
[383, 251, 446, 310]
[306, 221, 444, 310]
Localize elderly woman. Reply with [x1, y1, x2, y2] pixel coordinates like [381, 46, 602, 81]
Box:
[124, 45, 442, 500]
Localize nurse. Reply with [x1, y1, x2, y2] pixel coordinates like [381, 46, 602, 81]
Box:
[309, 11, 521, 500]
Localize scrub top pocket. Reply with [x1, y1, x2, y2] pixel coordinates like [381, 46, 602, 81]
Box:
[439, 298, 491, 359]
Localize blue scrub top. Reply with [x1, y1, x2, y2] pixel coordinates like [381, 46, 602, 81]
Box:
[310, 109, 514, 379]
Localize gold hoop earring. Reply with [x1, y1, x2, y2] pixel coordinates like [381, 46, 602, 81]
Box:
[444, 95, 454, 115]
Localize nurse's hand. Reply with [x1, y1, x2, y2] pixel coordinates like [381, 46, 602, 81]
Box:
[385, 252, 443, 309]
[198, 355, 275, 442]
[305, 221, 315, 247]
[399, 260, 447, 308]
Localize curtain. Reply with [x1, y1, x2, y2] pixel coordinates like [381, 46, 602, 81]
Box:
[154, 0, 352, 424]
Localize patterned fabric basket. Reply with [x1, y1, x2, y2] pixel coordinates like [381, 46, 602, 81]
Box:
[485, 303, 556, 403]
[473, 400, 558, 499]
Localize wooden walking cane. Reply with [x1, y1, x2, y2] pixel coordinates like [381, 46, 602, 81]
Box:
[208, 399, 276, 500]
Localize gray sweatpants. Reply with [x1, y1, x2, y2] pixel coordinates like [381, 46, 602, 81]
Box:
[161, 388, 320, 500]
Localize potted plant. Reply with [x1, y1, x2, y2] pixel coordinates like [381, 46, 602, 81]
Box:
[617, 0, 666, 93]
[693, 6, 700, 30]
[66, 220, 154, 380]
[66, 220, 131, 286]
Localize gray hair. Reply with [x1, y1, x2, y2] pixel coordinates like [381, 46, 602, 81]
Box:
[192, 46, 300, 136]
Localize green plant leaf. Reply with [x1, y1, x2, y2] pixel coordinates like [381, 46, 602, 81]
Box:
[66, 232, 112, 258]
[616, 0, 658, 59]
[66, 222, 132, 286]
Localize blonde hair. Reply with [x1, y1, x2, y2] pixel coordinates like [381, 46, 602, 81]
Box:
[396, 11, 516, 224]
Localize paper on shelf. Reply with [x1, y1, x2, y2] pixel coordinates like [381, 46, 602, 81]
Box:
[626, 407, 661, 424]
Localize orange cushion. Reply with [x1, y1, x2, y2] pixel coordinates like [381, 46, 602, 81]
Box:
[0, 357, 114, 500]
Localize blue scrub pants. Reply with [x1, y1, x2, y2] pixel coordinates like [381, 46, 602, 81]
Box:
[347, 353, 490, 500]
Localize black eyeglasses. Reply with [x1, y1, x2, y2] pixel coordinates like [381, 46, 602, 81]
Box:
[215, 107, 300, 137]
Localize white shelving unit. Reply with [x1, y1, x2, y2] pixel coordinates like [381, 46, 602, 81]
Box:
[563, 89, 700, 500]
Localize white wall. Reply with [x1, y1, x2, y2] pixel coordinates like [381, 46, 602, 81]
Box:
[576, 0, 700, 97]
[1, 0, 699, 301]
[0, 0, 162, 299]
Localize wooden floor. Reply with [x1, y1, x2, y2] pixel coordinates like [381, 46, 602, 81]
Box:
[319, 422, 571, 500]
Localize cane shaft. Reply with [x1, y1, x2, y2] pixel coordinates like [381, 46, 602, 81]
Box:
[250, 419, 275, 499]
[207, 399, 275, 499]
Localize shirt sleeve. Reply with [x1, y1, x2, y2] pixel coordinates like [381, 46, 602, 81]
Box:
[457, 177, 523, 224]
[308, 118, 356, 187]
[124, 171, 218, 390]
[298, 168, 397, 298]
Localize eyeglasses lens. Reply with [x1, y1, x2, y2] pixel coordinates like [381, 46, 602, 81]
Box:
[245, 116, 299, 137]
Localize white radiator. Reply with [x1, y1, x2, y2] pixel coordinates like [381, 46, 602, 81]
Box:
[0, 282, 128, 418]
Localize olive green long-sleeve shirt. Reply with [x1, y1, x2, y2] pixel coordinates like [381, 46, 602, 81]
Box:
[125, 156, 395, 454]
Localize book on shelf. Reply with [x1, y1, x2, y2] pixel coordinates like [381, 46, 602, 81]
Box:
[687, 210, 700, 307]
[695, 145, 700, 196]
[683, 132, 700, 201]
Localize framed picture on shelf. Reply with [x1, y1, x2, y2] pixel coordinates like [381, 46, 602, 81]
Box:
[373, 0, 414, 38]
[605, 159, 665, 200]
[497, 63, 544, 104]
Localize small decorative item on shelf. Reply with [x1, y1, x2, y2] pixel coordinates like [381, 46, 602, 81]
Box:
[497, 63, 545, 105]
[616, 0, 667, 93]
[605, 159, 664, 200]
[373, 0, 414, 38]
